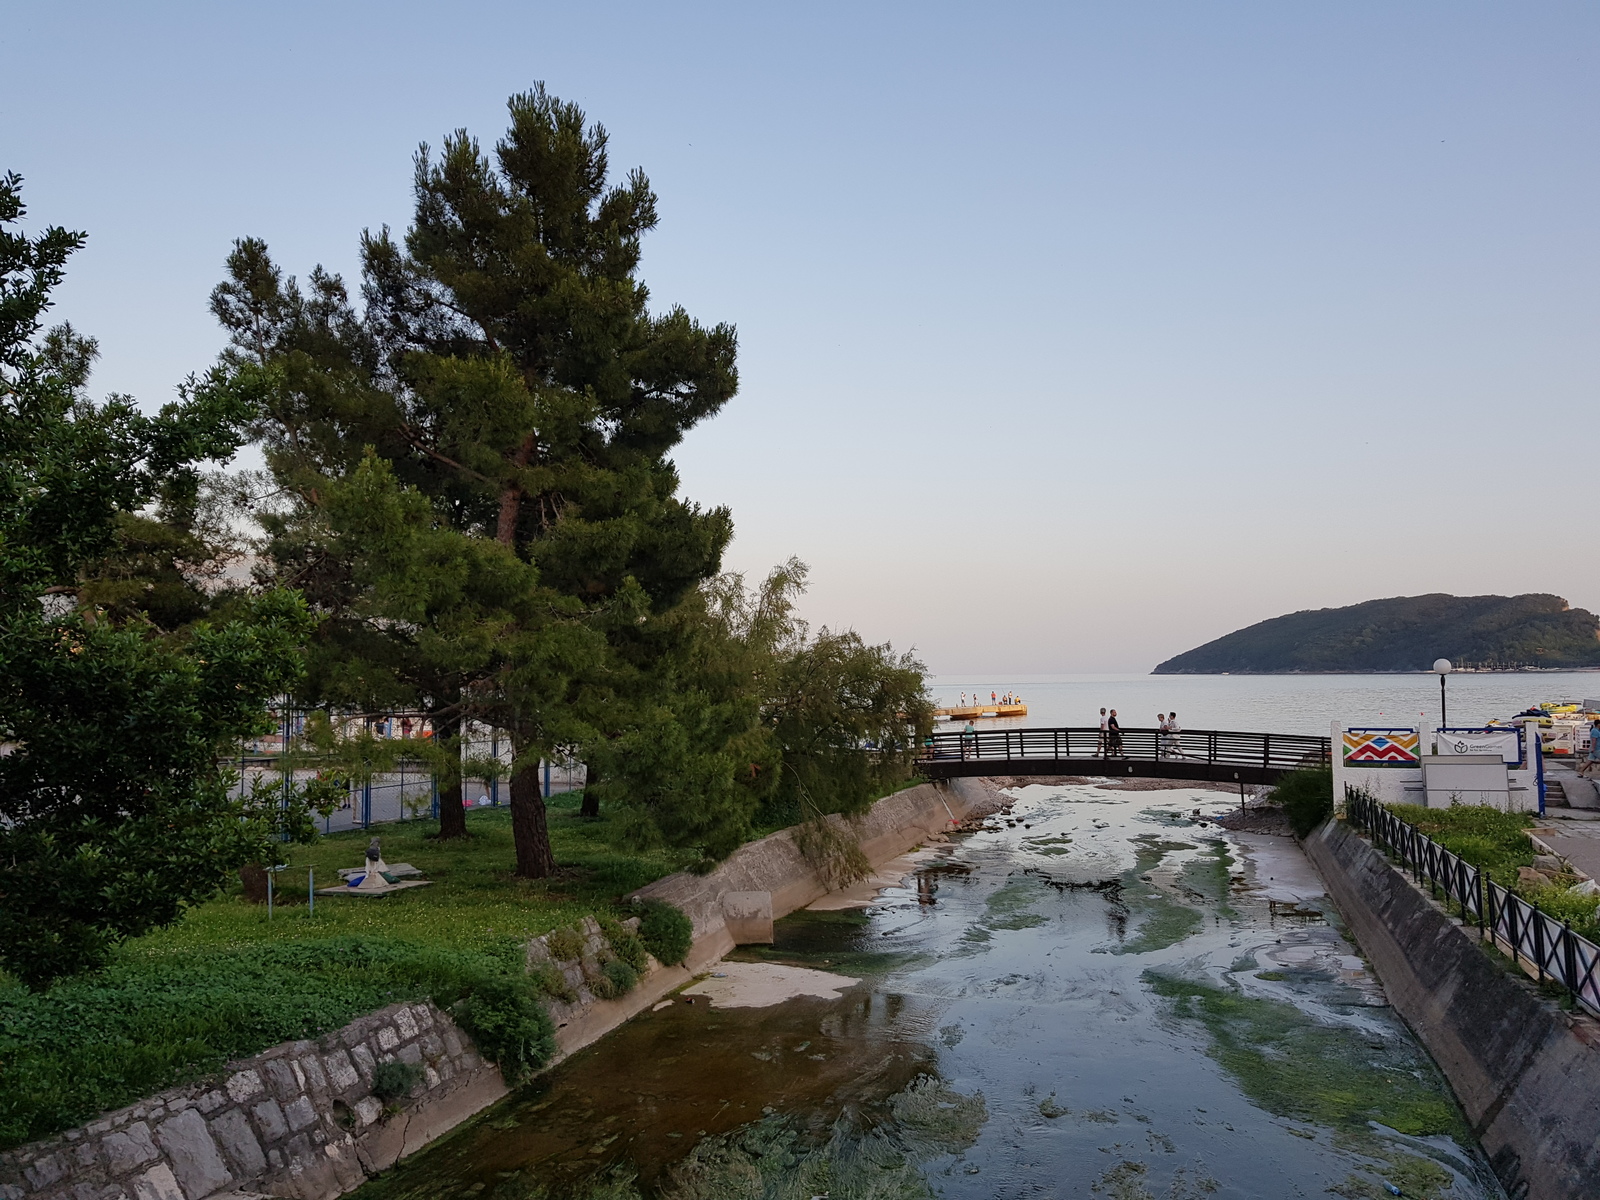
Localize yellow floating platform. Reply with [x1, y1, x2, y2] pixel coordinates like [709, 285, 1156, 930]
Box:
[935, 703, 1027, 721]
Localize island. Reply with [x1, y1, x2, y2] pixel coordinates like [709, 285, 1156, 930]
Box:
[1153, 593, 1600, 674]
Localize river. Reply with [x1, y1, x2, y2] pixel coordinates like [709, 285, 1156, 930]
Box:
[353, 781, 1503, 1200]
[934, 671, 1600, 736]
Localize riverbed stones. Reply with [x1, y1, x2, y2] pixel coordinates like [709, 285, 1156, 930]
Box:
[0, 1001, 497, 1200]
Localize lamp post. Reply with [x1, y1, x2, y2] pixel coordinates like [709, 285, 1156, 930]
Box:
[1433, 658, 1453, 729]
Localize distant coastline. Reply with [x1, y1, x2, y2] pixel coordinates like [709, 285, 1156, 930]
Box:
[1154, 593, 1600, 676]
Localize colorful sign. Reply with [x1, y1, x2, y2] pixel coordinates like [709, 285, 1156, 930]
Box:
[1343, 729, 1420, 767]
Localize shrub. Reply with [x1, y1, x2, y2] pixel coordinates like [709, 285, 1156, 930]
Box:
[1274, 767, 1333, 838]
[591, 957, 639, 1000]
[528, 962, 576, 1003]
[598, 918, 649, 973]
[371, 1059, 425, 1102]
[544, 926, 585, 963]
[452, 975, 555, 1086]
[636, 900, 693, 967]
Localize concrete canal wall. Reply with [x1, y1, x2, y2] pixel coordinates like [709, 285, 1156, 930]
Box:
[1306, 818, 1600, 1200]
[0, 778, 991, 1200]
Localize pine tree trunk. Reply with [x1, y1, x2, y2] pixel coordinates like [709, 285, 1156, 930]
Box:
[580, 759, 599, 819]
[510, 759, 557, 877]
[434, 714, 469, 839]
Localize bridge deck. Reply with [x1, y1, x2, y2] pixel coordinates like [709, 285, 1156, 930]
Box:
[918, 726, 1330, 786]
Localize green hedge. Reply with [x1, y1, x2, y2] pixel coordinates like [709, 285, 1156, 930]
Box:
[0, 936, 547, 1151]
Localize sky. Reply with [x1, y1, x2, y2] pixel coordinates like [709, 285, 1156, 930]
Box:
[4, 2, 1597, 673]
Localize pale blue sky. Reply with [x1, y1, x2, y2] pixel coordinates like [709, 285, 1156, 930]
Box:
[5, 3, 1596, 671]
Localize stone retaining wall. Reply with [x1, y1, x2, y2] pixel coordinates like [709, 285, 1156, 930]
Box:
[1305, 818, 1600, 1200]
[0, 1001, 503, 1200]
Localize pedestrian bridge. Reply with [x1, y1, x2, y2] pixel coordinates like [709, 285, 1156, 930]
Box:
[918, 726, 1331, 787]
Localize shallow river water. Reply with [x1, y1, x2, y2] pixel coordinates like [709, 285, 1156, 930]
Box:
[356, 783, 1504, 1200]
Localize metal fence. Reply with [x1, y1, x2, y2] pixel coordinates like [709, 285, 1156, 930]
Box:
[1345, 790, 1600, 1016]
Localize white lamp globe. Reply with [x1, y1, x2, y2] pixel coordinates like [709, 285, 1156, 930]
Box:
[1433, 658, 1453, 675]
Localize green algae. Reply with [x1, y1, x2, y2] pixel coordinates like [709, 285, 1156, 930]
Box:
[980, 877, 1049, 931]
[1144, 973, 1465, 1139]
[728, 907, 924, 977]
[1106, 836, 1206, 955]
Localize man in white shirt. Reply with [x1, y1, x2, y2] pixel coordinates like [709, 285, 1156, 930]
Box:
[1098, 708, 1109, 756]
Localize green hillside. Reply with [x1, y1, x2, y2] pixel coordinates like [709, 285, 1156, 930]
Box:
[1153, 593, 1600, 674]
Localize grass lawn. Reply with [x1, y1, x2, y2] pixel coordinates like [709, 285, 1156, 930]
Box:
[0, 793, 693, 1152]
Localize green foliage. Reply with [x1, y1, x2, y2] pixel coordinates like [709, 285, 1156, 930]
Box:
[0, 936, 503, 1150]
[635, 900, 693, 967]
[0, 174, 315, 987]
[1155, 592, 1600, 673]
[1274, 767, 1333, 838]
[371, 1059, 426, 1102]
[544, 927, 585, 963]
[528, 963, 576, 1004]
[591, 957, 639, 1000]
[1386, 803, 1535, 888]
[598, 919, 649, 973]
[451, 974, 555, 1086]
[1387, 803, 1600, 939]
[0, 801, 688, 1149]
[211, 85, 742, 870]
[793, 817, 873, 890]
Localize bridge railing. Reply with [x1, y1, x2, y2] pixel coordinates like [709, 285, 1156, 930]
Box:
[1345, 790, 1600, 1017]
[919, 726, 1330, 771]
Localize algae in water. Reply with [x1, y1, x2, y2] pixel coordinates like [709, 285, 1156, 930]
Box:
[1144, 972, 1463, 1138]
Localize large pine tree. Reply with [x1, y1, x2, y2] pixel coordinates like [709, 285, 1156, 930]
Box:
[215, 87, 739, 875]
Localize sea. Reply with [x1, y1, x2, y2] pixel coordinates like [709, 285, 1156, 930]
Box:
[931, 671, 1600, 737]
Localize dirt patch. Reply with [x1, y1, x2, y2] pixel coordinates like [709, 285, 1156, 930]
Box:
[680, 961, 861, 1008]
[1213, 805, 1292, 837]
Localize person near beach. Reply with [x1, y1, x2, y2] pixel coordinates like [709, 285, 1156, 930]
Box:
[1166, 712, 1182, 758]
[961, 720, 977, 758]
[1098, 707, 1109, 755]
[1157, 712, 1169, 757]
[1584, 717, 1600, 777]
[1108, 709, 1123, 756]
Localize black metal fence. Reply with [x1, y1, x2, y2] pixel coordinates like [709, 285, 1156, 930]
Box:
[1345, 790, 1600, 1016]
[921, 726, 1330, 772]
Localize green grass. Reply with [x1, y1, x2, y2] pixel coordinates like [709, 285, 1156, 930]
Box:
[1383, 803, 1600, 980]
[1385, 804, 1535, 890]
[0, 795, 694, 1152]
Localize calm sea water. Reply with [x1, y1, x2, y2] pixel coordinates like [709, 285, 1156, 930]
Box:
[932, 672, 1600, 737]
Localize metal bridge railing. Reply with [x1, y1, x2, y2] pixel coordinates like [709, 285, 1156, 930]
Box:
[919, 726, 1330, 772]
[1345, 791, 1600, 1017]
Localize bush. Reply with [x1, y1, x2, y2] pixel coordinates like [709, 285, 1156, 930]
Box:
[528, 961, 576, 1003]
[451, 975, 555, 1086]
[599, 918, 649, 973]
[1274, 767, 1333, 838]
[591, 957, 639, 1000]
[371, 1059, 425, 1102]
[636, 900, 693, 967]
[544, 926, 585, 962]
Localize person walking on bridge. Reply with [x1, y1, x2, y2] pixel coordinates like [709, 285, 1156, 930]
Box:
[1156, 713, 1170, 758]
[1098, 708, 1109, 756]
[1108, 709, 1123, 757]
[1166, 712, 1183, 759]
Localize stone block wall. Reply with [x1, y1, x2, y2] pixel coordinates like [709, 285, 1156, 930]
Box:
[525, 915, 644, 1030]
[0, 1001, 501, 1200]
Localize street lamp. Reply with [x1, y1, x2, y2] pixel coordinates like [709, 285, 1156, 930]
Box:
[1433, 658, 1453, 729]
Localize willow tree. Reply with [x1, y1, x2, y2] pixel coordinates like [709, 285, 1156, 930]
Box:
[214, 86, 738, 875]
